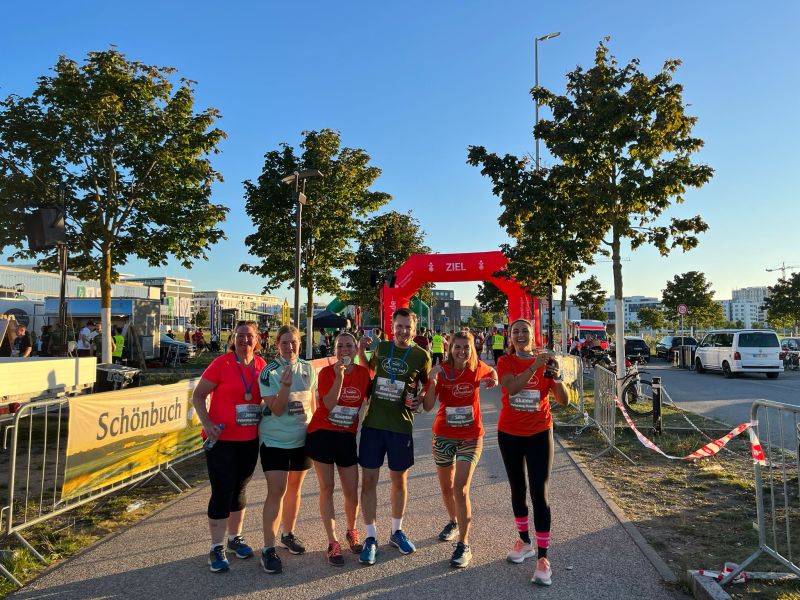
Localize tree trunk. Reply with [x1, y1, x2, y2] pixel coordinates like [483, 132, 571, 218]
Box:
[611, 226, 625, 399]
[560, 275, 568, 354]
[305, 284, 314, 360]
[100, 246, 113, 364]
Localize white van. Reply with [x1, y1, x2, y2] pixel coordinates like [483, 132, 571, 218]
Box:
[695, 329, 783, 379]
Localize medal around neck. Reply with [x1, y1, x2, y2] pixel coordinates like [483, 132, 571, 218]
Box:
[341, 356, 352, 366]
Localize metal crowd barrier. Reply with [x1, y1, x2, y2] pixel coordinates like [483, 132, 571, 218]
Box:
[722, 399, 800, 584]
[0, 393, 200, 587]
[589, 364, 634, 464]
[550, 354, 586, 428]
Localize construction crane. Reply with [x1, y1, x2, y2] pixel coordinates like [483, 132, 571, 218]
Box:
[766, 262, 800, 279]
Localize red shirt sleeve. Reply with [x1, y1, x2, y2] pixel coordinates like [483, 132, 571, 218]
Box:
[201, 355, 224, 384]
[317, 365, 335, 398]
[496, 355, 514, 380]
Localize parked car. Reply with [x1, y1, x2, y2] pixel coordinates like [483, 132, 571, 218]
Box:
[695, 329, 782, 379]
[655, 335, 698, 360]
[160, 334, 196, 363]
[624, 337, 650, 364]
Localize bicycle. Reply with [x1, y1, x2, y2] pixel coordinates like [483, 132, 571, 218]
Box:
[589, 349, 655, 417]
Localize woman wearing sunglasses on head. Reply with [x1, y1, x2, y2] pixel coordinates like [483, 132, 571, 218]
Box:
[191, 320, 265, 573]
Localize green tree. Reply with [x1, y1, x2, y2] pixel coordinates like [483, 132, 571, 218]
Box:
[468, 136, 599, 351]
[476, 281, 508, 316]
[569, 276, 607, 320]
[763, 274, 800, 332]
[241, 129, 389, 352]
[532, 39, 713, 368]
[636, 306, 666, 331]
[661, 271, 724, 329]
[343, 210, 430, 317]
[194, 307, 209, 328]
[0, 49, 228, 361]
[467, 304, 494, 330]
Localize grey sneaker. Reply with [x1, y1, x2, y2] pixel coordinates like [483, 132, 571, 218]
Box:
[450, 542, 472, 568]
[280, 532, 306, 555]
[438, 521, 459, 542]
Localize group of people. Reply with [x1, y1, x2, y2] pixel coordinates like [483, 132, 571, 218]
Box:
[3, 320, 125, 361]
[75, 320, 125, 361]
[192, 309, 568, 588]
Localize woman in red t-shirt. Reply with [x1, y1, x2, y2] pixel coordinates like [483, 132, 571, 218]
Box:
[496, 319, 568, 586]
[305, 332, 371, 566]
[422, 330, 498, 568]
[191, 320, 266, 573]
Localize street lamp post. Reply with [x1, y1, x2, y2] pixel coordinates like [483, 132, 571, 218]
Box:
[534, 31, 560, 351]
[281, 169, 323, 357]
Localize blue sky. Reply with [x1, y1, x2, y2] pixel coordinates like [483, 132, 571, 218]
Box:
[2, 1, 798, 306]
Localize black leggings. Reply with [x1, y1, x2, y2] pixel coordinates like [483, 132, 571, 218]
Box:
[497, 429, 554, 533]
[205, 438, 259, 520]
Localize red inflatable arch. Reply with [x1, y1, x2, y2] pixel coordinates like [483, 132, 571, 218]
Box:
[380, 251, 540, 347]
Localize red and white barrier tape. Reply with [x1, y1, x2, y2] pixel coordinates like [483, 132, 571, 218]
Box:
[688, 562, 749, 584]
[614, 398, 766, 464]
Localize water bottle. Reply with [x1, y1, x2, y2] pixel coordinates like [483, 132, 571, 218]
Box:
[204, 423, 224, 450]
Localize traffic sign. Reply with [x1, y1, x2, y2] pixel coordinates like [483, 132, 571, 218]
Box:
[677, 304, 688, 316]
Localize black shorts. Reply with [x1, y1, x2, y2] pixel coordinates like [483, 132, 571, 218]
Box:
[305, 429, 358, 467]
[260, 443, 312, 472]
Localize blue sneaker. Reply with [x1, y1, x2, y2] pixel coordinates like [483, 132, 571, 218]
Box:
[359, 536, 378, 565]
[227, 535, 254, 559]
[389, 529, 416, 554]
[208, 545, 230, 572]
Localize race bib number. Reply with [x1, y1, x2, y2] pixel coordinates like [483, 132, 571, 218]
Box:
[288, 391, 311, 420]
[235, 404, 262, 426]
[375, 377, 404, 401]
[509, 389, 540, 412]
[445, 406, 474, 427]
[328, 405, 359, 428]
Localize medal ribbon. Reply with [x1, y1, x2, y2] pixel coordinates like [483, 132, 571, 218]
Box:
[388, 343, 413, 384]
[439, 364, 464, 382]
[235, 352, 256, 400]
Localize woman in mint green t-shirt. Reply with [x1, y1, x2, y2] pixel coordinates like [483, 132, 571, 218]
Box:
[257, 325, 317, 574]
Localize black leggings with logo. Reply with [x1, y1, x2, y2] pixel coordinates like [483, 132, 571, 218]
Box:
[497, 428, 554, 533]
[205, 438, 259, 520]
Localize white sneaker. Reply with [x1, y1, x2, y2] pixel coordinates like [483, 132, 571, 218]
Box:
[506, 539, 536, 563]
[532, 557, 552, 586]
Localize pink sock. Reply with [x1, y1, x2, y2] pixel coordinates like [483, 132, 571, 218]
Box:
[514, 517, 528, 533]
[535, 531, 551, 549]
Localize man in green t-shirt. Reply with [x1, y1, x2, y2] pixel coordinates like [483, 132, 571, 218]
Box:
[356, 307, 431, 565]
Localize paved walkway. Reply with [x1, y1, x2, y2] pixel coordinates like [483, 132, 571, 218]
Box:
[12, 387, 688, 599]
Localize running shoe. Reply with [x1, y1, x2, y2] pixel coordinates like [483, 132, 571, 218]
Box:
[280, 532, 306, 555]
[327, 541, 345, 567]
[359, 536, 378, 565]
[260, 547, 282, 574]
[226, 535, 254, 559]
[208, 545, 229, 573]
[532, 557, 552, 586]
[450, 542, 472, 568]
[346, 528, 364, 553]
[438, 521, 459, 542]
[506, 539, 536, 563]
[389, 529, 416, 554]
